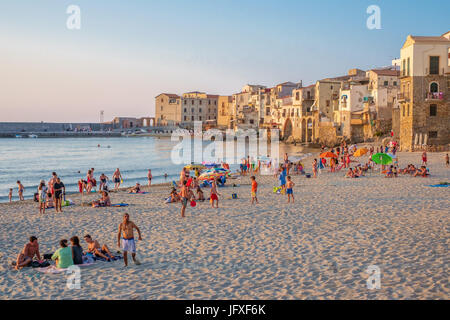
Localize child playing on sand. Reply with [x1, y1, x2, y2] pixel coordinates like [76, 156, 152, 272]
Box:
[8, 188, 12, 203]
[210, 179, 221, 208]
[46, 192, 54, 208]
[312, 159, 318, 178]
[286, 176, 295, 203]
[17, 181, 24, 201]
[250, 176, 258, 205]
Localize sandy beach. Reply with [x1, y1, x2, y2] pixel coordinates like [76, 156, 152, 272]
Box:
[0, 149, 448, 300]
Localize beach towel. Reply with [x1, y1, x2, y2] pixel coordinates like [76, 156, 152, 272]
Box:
[111, 203, 129, 207]
[128, 192, 148, 194]
[36, 263, 95, 274]
[427, 184, 450, 188]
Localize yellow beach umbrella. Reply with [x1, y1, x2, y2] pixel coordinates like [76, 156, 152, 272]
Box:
[353, 148, 369, 157]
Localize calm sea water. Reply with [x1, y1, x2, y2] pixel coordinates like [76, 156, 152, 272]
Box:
[0, 137, 314, 203]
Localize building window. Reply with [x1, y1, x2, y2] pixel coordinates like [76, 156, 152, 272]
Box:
[430, 104, 437, 116]
[407, 57, 410, 76]
[161, 106, 163, 111]
[184, 116, 187, 121]
[407, 104, 410, 116]
[191, 108, 194, 113]
[208, 100, 211, 105]
[326, 100, 330, 107]
[430, 82, 438, 93]
[402, 105, 405, 117]
[384, 81, 389, 86]
[199, 108, 202, 113]
[184, 100, 187, 105]
[429, 131, 438, 138]
[191, 116, 194, 121]
[191, 100, 194, 105]
[184, 108, 187, 113]
[199, 100, 202, 105]
[249, 119, 254, 124]
[199, 116, 202, 121]
[296, 92, 299, 100]
[393, 81, 397, 86]
[429, 56, 439, 74]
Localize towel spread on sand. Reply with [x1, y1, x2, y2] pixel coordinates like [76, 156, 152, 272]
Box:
[36, 263, 95, 274]
[427, 184, 450, 188]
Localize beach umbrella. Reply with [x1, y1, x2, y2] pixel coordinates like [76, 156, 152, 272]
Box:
[319, 151, 337, 158]
[372, 153, 393, 165]
[184, 164, 206, 171]
[353, 148, 369, 157]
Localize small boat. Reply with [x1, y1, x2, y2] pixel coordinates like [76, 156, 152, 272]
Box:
[15, 134, 23, 138]
[28, 134, 38, 138]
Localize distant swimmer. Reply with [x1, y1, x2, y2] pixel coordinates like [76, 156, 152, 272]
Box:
[98, 144, 101, 148]
[164, 173, 168, 179]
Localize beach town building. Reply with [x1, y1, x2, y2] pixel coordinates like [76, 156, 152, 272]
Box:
[217, 96, 233, 129]
[155, 92, 219, 129]
[155, 93, 181, 126]
[397, 31, 450, 151]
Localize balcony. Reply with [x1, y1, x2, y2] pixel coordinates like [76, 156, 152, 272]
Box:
[425, 92, 444, 101]
[397, 93, 410, 102]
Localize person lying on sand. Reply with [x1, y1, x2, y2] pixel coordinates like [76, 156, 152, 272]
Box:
[92, 191, 111, 207]
[84, 234, 115, 261]
[15, 236, 41, 270]
[128, 183, 142, 194]
[413, 166, 428, 177]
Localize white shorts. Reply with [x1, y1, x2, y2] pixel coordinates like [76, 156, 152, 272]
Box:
[122, 238, 136, 253]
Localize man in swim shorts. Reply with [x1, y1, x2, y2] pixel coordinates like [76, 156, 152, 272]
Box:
[286, 176, 295, 203]
[15, 236, 41, 270]
[117, 213, 142, 267]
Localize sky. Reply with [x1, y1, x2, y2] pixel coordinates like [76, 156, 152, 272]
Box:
[0, 0, 449, 123]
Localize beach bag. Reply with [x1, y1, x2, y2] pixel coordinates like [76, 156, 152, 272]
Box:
[231, 193, 238, 199]
[43, 253, 53, 260]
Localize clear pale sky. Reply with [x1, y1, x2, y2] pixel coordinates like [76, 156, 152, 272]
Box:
[1, 0, 449, 123]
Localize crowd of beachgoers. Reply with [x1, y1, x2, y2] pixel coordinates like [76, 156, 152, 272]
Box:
[6, 140, 450, 277]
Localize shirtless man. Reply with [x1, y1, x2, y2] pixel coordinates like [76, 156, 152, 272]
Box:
[117, 213, 142, 267]
[112, 168, 122, 191]
[84, 234, 115, 261]
[210, 178, 221, 208]
[180, 180, 193, 218]
[179, 168, 187, 186]
[147, 169, 152, 186]
[48, 172, 58, 200]
[16, 181, 24, 201]
[286, 176, 295, 203]
[15, 236, 41, 270]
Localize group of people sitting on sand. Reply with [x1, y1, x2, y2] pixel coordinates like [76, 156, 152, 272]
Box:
[345, 166, 365, 178]
[14, 234, 117, 270]
[399, 164, 430, 177]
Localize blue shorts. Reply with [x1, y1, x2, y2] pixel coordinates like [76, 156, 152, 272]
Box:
[122, 238, 136, 253]
[287, 188, 293, 195]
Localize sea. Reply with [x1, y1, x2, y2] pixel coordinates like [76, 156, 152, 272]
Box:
[0, 136, 316, 203]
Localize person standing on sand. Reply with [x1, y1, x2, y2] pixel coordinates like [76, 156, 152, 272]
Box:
[38, 180, 47, 214]
[53, 177, 65, 213]
[180, 168, 187, 186]
[445, 154, 449, 168]
[118, 213, 142, 267]
[147, 169, 152, 186]
[250, 176, 258, 205]
[180, 180, 192, 218]
[48, 172, 58, 200]
[113, 168, 122, 191]
[16, 181, 25, 201]
[8, 188, 13, 203]
[312, 159, 318, 178]
[422, 151, 427, 166]
[210, 178, 220, 208]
